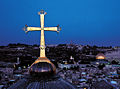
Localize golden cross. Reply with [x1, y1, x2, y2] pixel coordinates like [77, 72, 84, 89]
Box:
[24, 9, 61, 57]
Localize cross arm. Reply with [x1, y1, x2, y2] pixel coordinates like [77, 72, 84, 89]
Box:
[44, 25, 61, 32]
[44, 27, 57, 31]
[23, 24, 61, 33]
[23, 25, 42, 33]
[27, 27, 42, 31]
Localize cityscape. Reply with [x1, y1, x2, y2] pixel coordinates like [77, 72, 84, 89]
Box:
[1, 0, 120, 89]
[0, 43, 120, 88]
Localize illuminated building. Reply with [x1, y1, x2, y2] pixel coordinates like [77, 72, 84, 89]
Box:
[96, 53, 106, 59]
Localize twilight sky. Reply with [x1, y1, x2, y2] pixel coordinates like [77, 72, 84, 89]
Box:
[0, 0, 120, 46]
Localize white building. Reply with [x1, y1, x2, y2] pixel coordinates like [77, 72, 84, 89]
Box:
[105, 50, 120, 62]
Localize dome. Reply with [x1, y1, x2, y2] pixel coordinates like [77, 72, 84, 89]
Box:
[29, 62, 55, 77]
[96, 53, 105, 59]
[29, 57, 56, 77]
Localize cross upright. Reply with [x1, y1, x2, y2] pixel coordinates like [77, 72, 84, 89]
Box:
[24, 9, 61, 58]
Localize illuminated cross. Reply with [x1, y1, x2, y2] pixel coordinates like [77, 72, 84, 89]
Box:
[24, 10, 61, 57]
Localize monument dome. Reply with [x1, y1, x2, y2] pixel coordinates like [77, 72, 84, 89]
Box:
[96, 53, 105, 59]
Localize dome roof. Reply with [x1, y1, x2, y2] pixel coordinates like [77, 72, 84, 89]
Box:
[8, 75, 77, 89]
[29, 62, 55, 77]
[29, 57, 56, 77]
[96, 53, 105, 59]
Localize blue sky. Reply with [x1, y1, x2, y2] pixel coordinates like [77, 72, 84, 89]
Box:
[0, 0, 120, 46]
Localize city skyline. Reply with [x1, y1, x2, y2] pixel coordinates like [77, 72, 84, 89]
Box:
[0, 0, 120, 46]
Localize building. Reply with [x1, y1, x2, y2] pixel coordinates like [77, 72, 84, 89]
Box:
[96, 53, 106, 60]
[105, 49, 120, 62]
